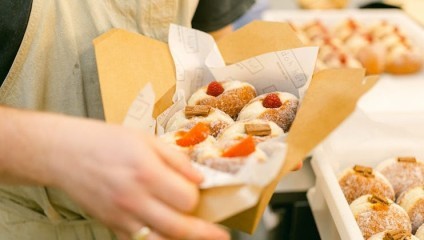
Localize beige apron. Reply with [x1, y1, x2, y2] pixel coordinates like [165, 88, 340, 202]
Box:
[0, 0, 198, 239]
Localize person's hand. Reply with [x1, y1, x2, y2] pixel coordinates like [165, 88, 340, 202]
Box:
[46, 117, 229, 240]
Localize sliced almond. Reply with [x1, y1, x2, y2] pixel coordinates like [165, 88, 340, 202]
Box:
[368, 195, 389, 205]
[353, 165, 373, 177]
[184, 105, 211, 118]
[245, 124, 272, 137]
[397, 157, 417, 163]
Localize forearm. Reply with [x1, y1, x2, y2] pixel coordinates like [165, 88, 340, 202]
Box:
[0, 106, 73, 186]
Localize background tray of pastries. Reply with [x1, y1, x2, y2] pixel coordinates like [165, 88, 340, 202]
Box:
[263, 9, 424, 115]
[309, 109, 424, 240]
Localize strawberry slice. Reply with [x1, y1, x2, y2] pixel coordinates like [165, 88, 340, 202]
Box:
[176, 123, 210, 147]
[222, 136, 256, 158]
[206, 81, 224, 97]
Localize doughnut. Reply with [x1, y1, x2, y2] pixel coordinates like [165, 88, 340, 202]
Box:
[338, 165, 395, 204]
[165, 106, 234, 137]
[397, 186, 424, 233]
[350, 194, 412, 239]
[218, 119, 284, 143]
[368, 230, 419, 240]
[415, 224, 424, 240]
[385, 43, 422, 75]
[192, 135, 266, 174]
[159, 122, 216, 155]
[187, 80, 256, 119]
[237, 92, 299, 132]
[376, 157, 424, 197]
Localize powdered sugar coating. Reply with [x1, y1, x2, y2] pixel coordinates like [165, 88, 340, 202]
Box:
[188, 81, 257, 119]
[338, 167, 395, 204]
[165, 107, 234, 137]
[397, 187, 424, 233]
[376, 158, 424, 197]
[237, 92, 299, 132]
[368, 231, 419, 240]
[350, 195, 412, 239]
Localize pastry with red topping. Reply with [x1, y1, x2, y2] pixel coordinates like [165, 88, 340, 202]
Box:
[237, 92, 299, 132]
[187, 80, 256, 119]
[165, 105, 234, 137]
[160, 122, 216, 155]
[192, 135, 267, 174]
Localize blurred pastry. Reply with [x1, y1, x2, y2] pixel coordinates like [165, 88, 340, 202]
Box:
[350, 194, 411, 239]
[188, 80, 256, 119]
[376, 157, 424, 197]
[338, 165, 395, 204]
[218, 119, 284, 143]
[397, 186, 424, 233]
[368, 230, 419, 240]
[415, 224, 424, 240]
[237, 92, 299, 132]
[165, 106, 234, 137]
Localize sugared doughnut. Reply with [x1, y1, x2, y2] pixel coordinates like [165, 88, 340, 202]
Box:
[415, 224, 424, 240]
[187, 80, 256, 119]
[368, 230, 419, 240]
[376, 157, 424, 197]
[397, 186, 424, 233]
[165, 106, 234, 137]
[350, 194, 412, 239]
[218, 119, 284, 143]
[192, 135, 266, 174]
[338, 165, 395, 204]
[237, 92, 299, 132]
[159, 122, 216, 155]
[385, 44, 422, 75]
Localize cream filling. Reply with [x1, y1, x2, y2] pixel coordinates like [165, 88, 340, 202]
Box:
[237, 92, 298, 121]
[165, 108, 233, 132]
[218, 119, 284, 141]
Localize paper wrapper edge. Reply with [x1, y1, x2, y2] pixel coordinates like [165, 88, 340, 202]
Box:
[94, 29, 176, 123]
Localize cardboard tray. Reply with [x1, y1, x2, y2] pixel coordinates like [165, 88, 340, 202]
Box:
[93, 21, 378, 233]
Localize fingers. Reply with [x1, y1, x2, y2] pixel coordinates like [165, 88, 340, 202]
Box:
[148, 135, 203, 184]
[124, 193, 229, 240]
[134, 157, 199, 213]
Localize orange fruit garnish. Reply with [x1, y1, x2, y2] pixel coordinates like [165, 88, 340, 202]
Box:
[176, 123, 210, 147]
[222, 136, 256, 158]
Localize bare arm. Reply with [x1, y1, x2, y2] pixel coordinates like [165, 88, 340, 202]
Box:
[0, 106, 229, 240]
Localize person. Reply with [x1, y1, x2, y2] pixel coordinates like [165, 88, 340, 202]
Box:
[0, 0, 255, 239]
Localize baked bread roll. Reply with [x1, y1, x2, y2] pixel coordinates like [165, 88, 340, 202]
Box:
[368, 230, 419, 240]
[376, 157, 424, 197]
[237, 92, 299, 132]
[218, 119, 284, 143]
[338, 165, 395, 204]
[188, 80, 256, 119]
[350, 194, 412, 239]
[397, 186, 424, 233]
[165, 106, 234, 137]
